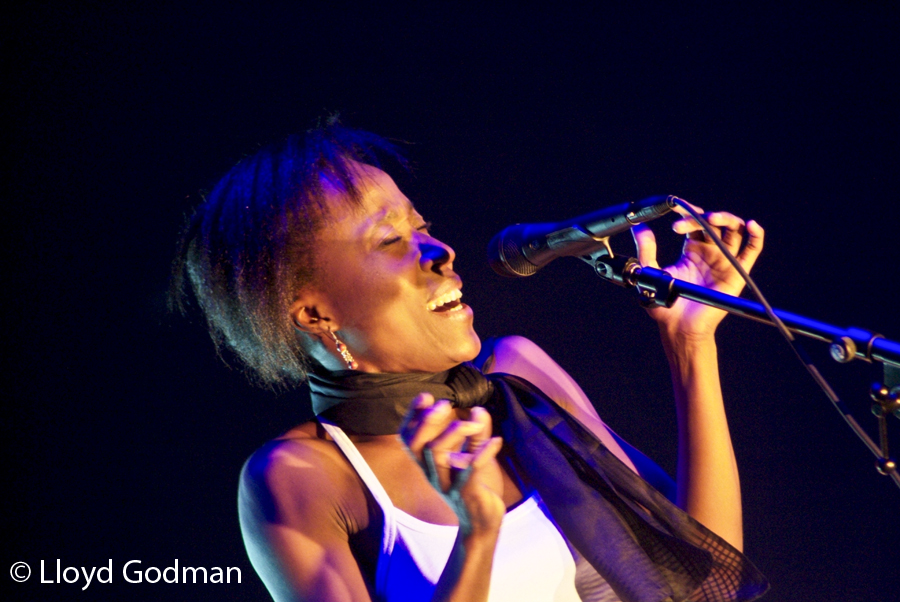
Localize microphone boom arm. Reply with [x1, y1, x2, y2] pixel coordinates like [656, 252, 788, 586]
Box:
[590, 253, 900, 367]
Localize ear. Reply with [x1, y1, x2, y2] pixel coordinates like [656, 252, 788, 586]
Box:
[288, 292, 337, 336]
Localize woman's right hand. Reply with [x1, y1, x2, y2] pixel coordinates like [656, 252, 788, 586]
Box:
[400, 393, 506, 537]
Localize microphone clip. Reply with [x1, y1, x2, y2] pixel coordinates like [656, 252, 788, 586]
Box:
[591, 253, 677, 308]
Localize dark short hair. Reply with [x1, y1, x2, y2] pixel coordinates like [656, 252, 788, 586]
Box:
[172, 121, 405, 388]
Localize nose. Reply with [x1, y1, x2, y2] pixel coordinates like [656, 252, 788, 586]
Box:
[418, 232, 455, 275]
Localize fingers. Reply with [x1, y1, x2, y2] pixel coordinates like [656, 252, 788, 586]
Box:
[673, 211, 751, 255]
[631, 223, 660, 269]
[429, 419, 488, 467]
[673, 211, 744, 236]
[457, 435, 506, 535]
[736, 219, 765, 271]
[672, 199, 705, 218]
[466, 406, 492, 449]
[401, 393, 450, 455]
[400, 393, 499, 493]
[447, 407, 495, 469]
[469, 434, 503, 470]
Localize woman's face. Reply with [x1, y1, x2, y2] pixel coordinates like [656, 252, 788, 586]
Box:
[303, 163, 481, 373]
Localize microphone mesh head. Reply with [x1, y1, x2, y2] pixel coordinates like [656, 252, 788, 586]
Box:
[487, 232, 538, 277]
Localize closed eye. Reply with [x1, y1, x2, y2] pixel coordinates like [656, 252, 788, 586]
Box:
[379, 221, 433, 247]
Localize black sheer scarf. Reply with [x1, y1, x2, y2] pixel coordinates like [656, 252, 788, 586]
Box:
[309, 363, 768, 602]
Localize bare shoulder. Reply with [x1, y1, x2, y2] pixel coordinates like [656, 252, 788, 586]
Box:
[482, 334, 543, 371]
[482, 335, 591, 410]
[238, 423, 379, 600]
[239, 421, 365, 532]
[483, 335, 641, 474]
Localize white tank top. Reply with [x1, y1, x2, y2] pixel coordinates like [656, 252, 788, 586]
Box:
[321, 421, 587, 601]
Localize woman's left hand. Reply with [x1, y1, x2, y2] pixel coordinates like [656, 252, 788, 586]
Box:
[400, 394, 506, 537]
[631, 204, 765, 340]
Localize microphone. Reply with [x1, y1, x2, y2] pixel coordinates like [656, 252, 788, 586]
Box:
[487, 195, 678, 277]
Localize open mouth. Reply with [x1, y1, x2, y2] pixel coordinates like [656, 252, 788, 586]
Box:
[427, 289, 464, 312]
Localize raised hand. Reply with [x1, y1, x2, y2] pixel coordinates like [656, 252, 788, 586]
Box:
[631, 203, 765, 340]
[400, 394, 505, 536]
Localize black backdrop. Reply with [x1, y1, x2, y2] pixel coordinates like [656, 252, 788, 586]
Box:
[6, 3, 899, 601]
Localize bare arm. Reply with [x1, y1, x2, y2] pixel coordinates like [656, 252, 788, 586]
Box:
[238, 440, 375, 602]
[633, 208, 765, 551]
[660, 331, 741, 546]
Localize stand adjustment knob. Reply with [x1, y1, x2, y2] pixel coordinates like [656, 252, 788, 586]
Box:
[830, 336, 857, 363]
[876, 457, 897, 476]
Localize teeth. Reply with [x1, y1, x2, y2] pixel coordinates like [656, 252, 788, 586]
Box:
[427, 289, 462, 311]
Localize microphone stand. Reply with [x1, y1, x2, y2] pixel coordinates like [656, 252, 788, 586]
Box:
[590, 253, 900, 489]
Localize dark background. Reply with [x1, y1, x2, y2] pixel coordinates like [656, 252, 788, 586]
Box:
[5, 2, 899, 601]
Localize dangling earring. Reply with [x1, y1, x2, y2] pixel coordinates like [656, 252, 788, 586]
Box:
[329, 329, 358, 370]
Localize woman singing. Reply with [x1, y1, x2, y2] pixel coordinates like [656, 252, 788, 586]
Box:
[174, 122, 768, 602]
